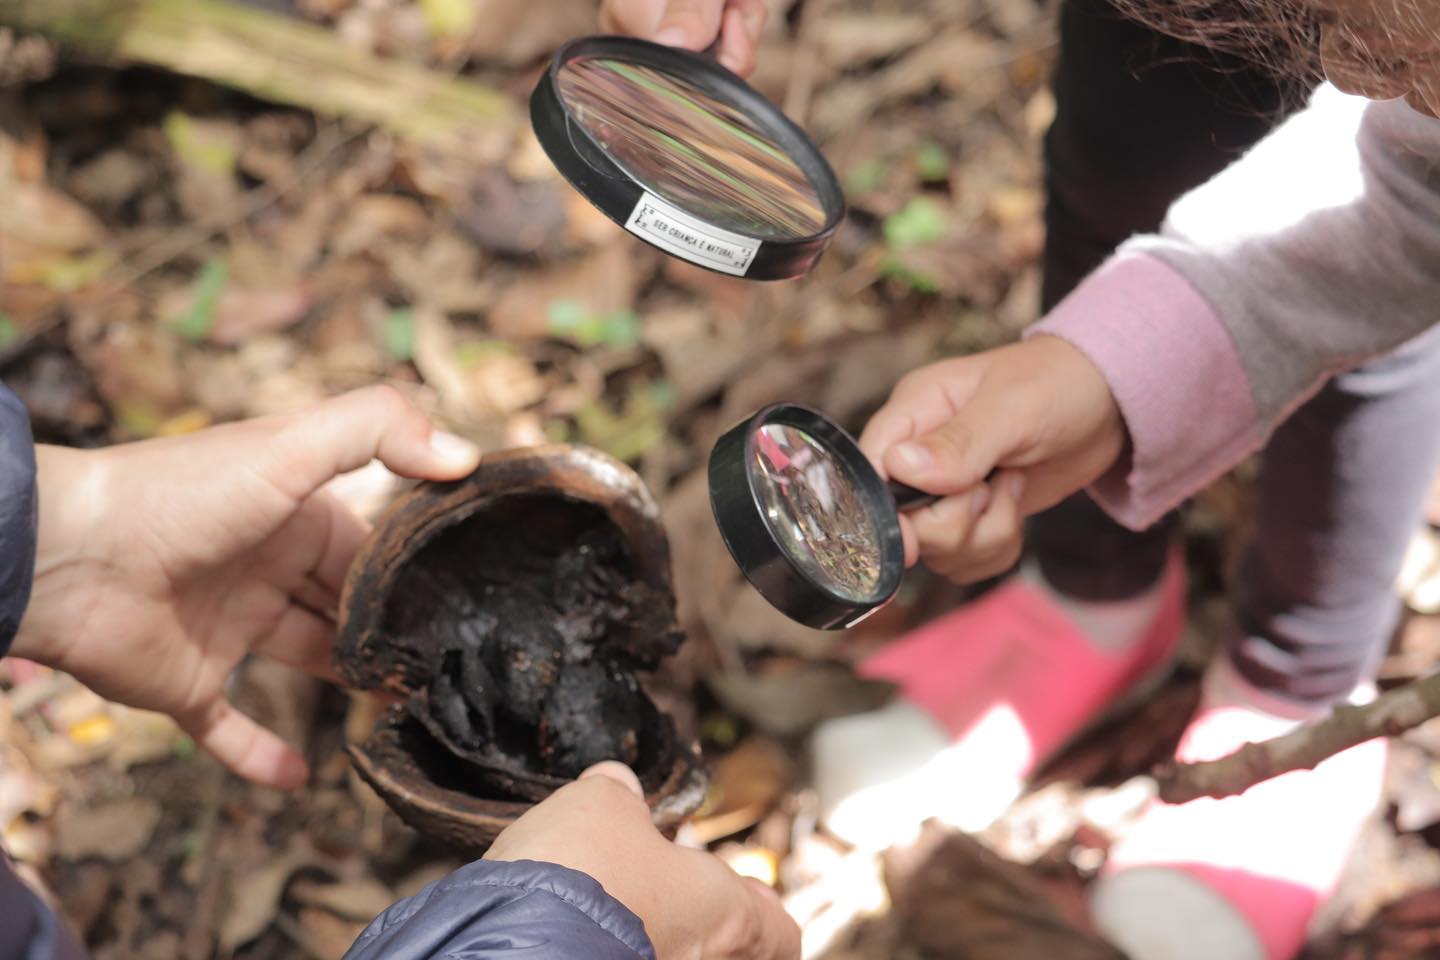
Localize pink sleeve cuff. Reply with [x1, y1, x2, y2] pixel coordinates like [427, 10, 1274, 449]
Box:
[1027, 254, 1262, 531]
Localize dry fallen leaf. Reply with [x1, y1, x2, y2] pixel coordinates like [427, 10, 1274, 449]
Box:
[884, 825, 1124, 960]
[452, 167, 568, 256]
[209, 286, 313, 346]
[563, 184, 623, 247]
[0, 743, 56, 830]
[812, 13, 932, 71]
[0, 134, 107, 260]
[218, 842, 325, 955]
[55, 797, 163, 862]
[455, 0, 596, 66]
[387, 232, 495, 314]
[410, 305, 519, 444]
[67, 148, 152, 211]
[289, 906, 371, 960]
[77, 319, 190, 438]
[488, 245, 643, 341]
[1399, 529, 1440, 615]
[330, 194, 433, 258]
[691, 738, 792, 844]
[718, 844, 780, 887]
[157, 283, 313, 347]
[290, 877, 397, 921]
[105, 709, 185, 773]
[707, 662, 895, 739]
[811, 28, 1007, 135]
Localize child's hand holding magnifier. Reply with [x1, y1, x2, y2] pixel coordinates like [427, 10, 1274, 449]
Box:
[860, 336, 1128, 584]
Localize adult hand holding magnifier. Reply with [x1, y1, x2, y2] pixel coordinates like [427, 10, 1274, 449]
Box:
[531, 30, 842, 280]
[599, 0, 769, 77]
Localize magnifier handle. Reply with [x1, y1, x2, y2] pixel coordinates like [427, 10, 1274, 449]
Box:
[888, 481, 938, 511]
[889, 469, 999, 513]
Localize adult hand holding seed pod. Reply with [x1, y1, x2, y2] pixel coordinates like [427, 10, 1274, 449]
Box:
[10, 386, 481, 789]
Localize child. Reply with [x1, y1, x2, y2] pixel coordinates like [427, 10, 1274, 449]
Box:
[831, 9, 1440, 960]
[0, 385, 796, 960]
[610, 0, 1440, 957]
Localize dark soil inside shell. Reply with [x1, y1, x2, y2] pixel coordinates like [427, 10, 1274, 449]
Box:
[382, 493, 683, 802]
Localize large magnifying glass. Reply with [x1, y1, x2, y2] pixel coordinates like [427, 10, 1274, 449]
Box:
[708, 404, 943, 631]
[531, 36, 845, 280]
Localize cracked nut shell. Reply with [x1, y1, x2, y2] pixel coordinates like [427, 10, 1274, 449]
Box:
[336, 444, 707, 855]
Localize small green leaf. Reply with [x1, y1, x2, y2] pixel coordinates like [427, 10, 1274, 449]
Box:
[164, 112, 236, 177]
[115, 399, 165, 439]
[573, 379, 671, 462]
[420, 0, 478, 37]
[0, 313, 15, 348]
[547, 298, 602, 344]
[453, 339, 515, 369]
[34, 251, 114, 293]
[543, 419, 571, 444]
[913, 141, 951, 182]
[883, 197, 947, 250]
[180, 831, 204, 860]
[170, 258, 229, 342]
[546, 298, 588, 331]
[384, 308, 415, 361]
[646, 379, 676, 411]
[845, 157, 890, 194]
[881, 255, 940, 295]
[598, 310, 641, 348]
[699, 711, 742, 750]
[548, 300, 641, 348]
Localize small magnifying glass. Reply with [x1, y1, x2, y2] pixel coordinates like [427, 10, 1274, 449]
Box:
[531, 36, 845, 279]
[708, 404, 944, 630]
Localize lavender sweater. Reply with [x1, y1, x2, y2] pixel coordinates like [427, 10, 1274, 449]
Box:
[1032, 85, 1440, 529]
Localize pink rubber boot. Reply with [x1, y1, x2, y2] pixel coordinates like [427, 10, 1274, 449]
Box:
[812, 552, 1186, 850]
[1091, 659, 1387, 960]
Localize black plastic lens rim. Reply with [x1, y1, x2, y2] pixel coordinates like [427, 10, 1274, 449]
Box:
[530, 35, 845, 281]
[708, 403, 905, 630]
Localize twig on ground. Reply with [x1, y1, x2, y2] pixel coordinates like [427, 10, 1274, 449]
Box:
[1156, 670, 1440, 803]
[0, 0, 514, 149]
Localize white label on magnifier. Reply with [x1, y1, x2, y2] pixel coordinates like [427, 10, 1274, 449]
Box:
[625, 192, 761, 277]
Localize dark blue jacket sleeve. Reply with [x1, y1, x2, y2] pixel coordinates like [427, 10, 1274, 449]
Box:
[0, 387, 81, 960]
[0, 381, 37, 660]
[343, 860, 656, 960]
[0, 854, 87, 960]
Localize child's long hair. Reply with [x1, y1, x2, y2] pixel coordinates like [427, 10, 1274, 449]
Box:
[1110, 0, 1324, 77]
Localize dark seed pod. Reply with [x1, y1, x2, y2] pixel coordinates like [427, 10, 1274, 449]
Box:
[336, 444, 707, 855]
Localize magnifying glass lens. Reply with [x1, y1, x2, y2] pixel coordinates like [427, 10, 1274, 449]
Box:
[555, 56, 827, 240]
[749, 423, 884, 602]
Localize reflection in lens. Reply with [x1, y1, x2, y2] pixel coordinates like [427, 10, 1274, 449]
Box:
[556, 56, 827, 240]
[750, 423, 882, 601]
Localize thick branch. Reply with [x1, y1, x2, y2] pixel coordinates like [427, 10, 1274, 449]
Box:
[0, 0, 514, 154]
[1156, 670, 1440, 803]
